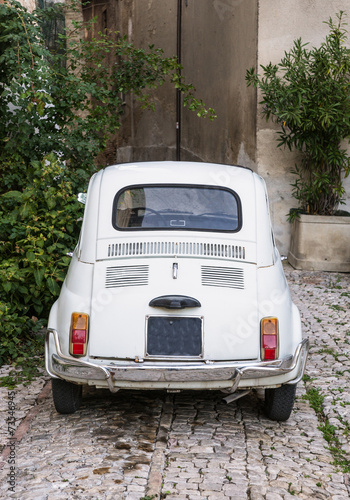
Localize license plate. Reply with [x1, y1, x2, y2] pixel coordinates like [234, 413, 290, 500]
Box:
[146, 316, 202, 357]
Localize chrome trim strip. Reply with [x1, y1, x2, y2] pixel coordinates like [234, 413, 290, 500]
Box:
[46, 329, 309, 391]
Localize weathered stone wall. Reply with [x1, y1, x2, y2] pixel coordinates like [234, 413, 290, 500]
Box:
[257, 0, 350, 254]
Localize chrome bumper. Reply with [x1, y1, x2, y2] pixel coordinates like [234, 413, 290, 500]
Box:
[46, 329, 309, 393]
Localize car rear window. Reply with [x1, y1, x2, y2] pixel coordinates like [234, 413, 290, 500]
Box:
[112, 185, 241, 232]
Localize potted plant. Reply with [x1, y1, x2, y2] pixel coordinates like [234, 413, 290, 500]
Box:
[246, 12, 350, 272]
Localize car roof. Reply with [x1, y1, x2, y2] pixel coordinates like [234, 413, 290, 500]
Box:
[100, 161, 255, 190]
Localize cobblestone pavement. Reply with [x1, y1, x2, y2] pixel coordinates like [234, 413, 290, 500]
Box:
[0, 264, 349, 499]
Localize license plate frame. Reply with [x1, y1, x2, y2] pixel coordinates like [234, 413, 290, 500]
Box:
[146, 316, 203, 358]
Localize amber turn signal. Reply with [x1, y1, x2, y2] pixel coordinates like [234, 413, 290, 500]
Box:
[261, 317, 278, 361]
[70, 312, 89, 356]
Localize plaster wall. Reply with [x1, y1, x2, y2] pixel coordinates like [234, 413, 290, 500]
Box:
[257, 0, 350, 254]
[18, 0, 36, 12]
[2, 0, 35, 11]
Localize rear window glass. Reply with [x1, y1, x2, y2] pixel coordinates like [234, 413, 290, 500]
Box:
[112, 185, 241, 232]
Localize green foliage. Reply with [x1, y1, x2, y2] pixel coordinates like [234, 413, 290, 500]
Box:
[0, 302, 32, 365]
[302, 387, 324, 415]
[0, 153, 84, 319]
[0, 302, 44, 385]
[0, 154, 85, 372]
[246, 12, 350, 217]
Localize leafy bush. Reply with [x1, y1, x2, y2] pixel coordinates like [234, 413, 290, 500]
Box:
[246, 12, 350, 217]
[0, 302, 33, 365]
[0, 302, 44, 387]
[0, 154, 85, 378]
[0, 154, 85, 320]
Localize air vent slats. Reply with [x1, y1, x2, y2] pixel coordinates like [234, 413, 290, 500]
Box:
[107, 241, 246, 260]
[105, 265, 149, 288]
[201, 266, 244, 289]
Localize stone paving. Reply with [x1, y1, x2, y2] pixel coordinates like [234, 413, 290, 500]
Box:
[0, 264, 349, 499]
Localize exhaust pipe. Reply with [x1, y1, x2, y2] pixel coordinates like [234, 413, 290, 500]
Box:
[222, 390, 251, 404]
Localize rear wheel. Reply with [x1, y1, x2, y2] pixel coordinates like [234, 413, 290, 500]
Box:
[51, 378, 82, 414]
[264, 384, 296, 421]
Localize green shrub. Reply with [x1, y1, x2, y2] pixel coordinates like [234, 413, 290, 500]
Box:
[0, 302, 44, 386]
[0, 153, 85, 321]
[246, 12, 350, 217]
[0, 153, 84, 375]
[0, 302, 31, 365]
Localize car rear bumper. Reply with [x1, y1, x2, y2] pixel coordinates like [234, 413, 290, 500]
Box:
[45, 329, 309, 392]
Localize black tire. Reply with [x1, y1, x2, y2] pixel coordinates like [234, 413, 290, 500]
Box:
[264, 384, 297, 421]
[51, 378, 82, 414]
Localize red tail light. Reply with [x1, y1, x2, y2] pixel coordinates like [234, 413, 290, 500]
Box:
[70, 313, 89, 356]
[261, 317, 278, 361]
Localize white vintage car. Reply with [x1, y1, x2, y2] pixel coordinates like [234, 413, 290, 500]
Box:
[45, 161, 308, 420]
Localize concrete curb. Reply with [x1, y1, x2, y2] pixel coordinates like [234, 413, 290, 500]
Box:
[146, 396, 174, 499]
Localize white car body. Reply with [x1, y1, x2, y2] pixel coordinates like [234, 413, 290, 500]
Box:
[46, 162, 308, 419]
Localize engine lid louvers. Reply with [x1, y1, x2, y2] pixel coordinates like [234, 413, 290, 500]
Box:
[201, 265, 244, 289]
[105, 265, 149, 288]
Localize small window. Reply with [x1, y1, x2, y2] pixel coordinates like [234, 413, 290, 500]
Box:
[112, 185, 241, 232]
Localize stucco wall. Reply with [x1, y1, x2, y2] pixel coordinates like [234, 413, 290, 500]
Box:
[257, 0, 350, 254]
[18, 0, 36, 12]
